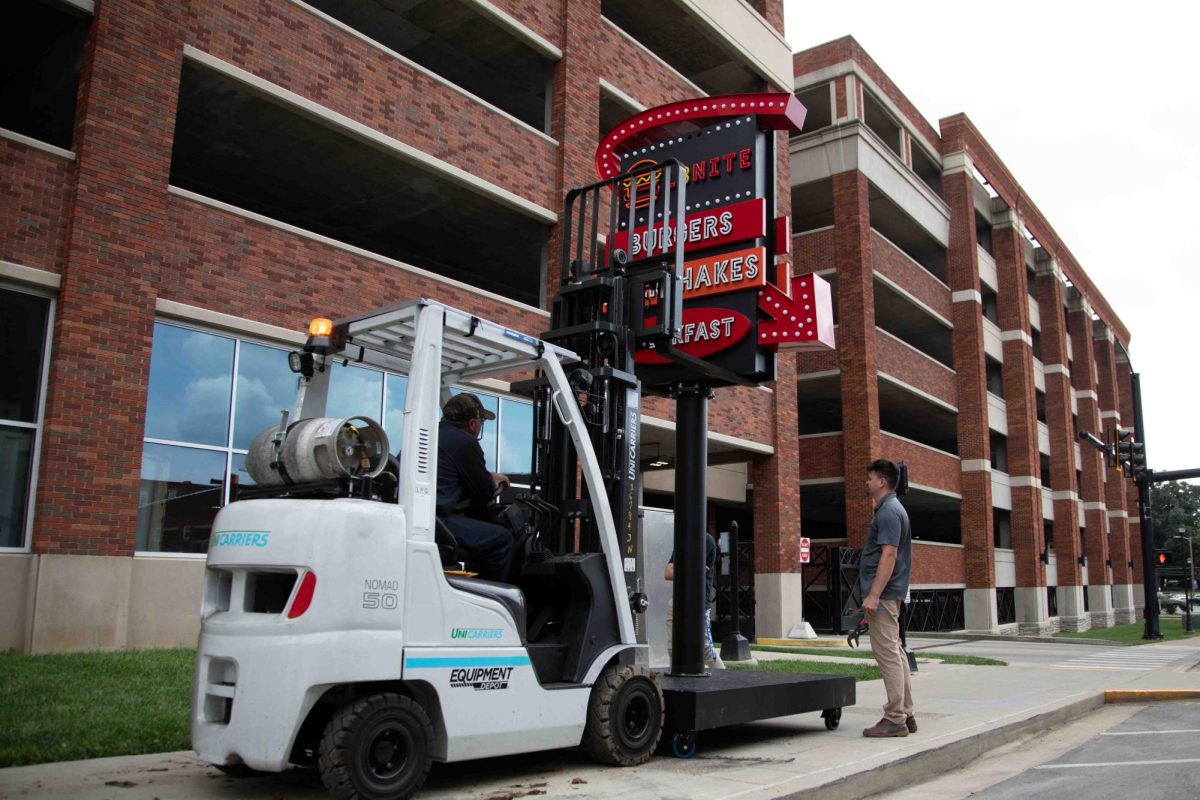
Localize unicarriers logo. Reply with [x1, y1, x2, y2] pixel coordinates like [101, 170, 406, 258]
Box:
[449, 666, 514, 691]
[450, 627, 503, 640]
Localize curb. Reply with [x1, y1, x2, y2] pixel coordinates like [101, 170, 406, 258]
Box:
[1105, 689, 1200, 702]
[775, 693, 1106, 800]
[912, 631, 1124, 647]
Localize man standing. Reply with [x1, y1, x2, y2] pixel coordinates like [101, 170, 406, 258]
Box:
[664, 532, 725, 669]
[437, 393, 512, 581]
[860, 459, 915, 738]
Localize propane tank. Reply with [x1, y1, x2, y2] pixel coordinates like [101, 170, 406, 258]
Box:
[245, 416, 389, 487]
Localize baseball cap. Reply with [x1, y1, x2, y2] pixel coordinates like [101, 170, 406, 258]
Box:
[442, 392, 496, 422]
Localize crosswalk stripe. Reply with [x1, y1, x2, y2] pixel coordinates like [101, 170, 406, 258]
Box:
[1048, 646, 1197, 671]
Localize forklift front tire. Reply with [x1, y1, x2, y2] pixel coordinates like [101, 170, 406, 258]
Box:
[319, 692, 433, 800]
[583, 663, 664, 766]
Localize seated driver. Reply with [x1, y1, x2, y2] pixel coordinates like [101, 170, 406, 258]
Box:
[436, 392, 513, 581]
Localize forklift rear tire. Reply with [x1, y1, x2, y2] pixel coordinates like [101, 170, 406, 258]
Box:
[319, 692, 433, 800]
[583, 663, 664, 766]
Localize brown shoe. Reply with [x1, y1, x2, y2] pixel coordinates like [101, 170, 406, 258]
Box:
[906, 715, 917, 733]
[863, 718, 908, 738]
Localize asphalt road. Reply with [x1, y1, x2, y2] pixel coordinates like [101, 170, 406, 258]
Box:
[968, 701, 1200, 800]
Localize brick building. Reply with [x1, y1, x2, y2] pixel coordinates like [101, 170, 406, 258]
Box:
[790, 38, 1140, 635]
[1, 2, 1137, 653]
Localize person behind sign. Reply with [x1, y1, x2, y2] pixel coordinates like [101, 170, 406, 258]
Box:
[860, 458, 915, 738]
[664, 531, 725, 669]
[436, 393, 513, 582]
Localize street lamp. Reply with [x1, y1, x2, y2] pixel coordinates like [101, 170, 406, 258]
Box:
[1172, 527, 1195, 633]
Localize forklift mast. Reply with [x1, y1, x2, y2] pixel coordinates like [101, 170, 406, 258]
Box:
[527, 160, 689, 603]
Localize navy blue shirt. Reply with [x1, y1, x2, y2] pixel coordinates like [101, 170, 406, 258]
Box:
[859, 493, 912, 601]
[436, 421, 495, 515]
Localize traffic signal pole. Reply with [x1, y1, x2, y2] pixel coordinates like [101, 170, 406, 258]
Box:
[1131, 373, 1163, 640]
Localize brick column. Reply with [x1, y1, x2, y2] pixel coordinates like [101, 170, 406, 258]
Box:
[942, 156, 995, 631]
[832, 170, 880, 548]
[1116, 355, 1145, 616]
[1094, 322, 1136, 623]
[753, 352, 804, 637]
[34, 0, 186, 556]
[1035, 256, 1086, 631]
[992, 209, 1049, 633]
[1068, 290, 1113, 628]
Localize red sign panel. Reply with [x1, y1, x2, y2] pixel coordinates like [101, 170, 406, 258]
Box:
[611, 198, 766, 261]
[681, 245, 767, 301]
[633, 307, 752, 365]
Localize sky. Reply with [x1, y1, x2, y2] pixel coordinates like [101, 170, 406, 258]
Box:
[781, 0, 1199, 477]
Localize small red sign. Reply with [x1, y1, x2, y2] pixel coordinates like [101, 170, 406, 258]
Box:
[800, 536, 811, 564]
[634, 307, 752, 365]
[681, 245, 768, 301]
[611, 198, 766, 261]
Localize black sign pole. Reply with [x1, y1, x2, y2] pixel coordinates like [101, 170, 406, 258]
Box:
[670, 383, 710, 676]
[1131, 372, 1162, 640]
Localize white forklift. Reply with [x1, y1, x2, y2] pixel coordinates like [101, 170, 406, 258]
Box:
[193, 147, 853, 799]
[192, 299, 664, 799]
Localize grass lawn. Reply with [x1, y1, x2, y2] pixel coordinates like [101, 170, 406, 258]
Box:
[750, 645, 1007, 667]
[0, 648, 194, 768]
[1055, 614, 1200, 645]
[731, 658, 882, 682]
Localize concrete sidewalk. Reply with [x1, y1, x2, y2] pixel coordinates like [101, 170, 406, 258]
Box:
[2, 638, 1198, 800]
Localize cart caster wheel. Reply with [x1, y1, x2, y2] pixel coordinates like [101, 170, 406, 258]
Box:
[822, 708, 842, 730]
[671, 732, 697, 759]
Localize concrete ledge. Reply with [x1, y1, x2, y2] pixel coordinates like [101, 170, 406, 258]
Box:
[1105, 689, 1200, 702]
[757, 637, 850, 648]
[781, 693, 1106, 800]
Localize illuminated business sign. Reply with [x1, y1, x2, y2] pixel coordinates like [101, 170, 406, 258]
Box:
[597, 93, 835, 388]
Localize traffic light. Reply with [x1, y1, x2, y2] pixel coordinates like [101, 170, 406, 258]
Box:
[1156, 550, 1174, 567]
[1115, 428, 1134, 471]
[1129, 441, 1147, 479]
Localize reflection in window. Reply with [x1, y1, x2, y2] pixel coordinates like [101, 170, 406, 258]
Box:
[144, 323, 233, 446]
[233, 341, 298, 449]
[499, 398, 533, 476]
[137, 443, 226, 553]
[384, 374, 409, 454]
[140, 320, 538, 551]
[326, 361, 384, 422]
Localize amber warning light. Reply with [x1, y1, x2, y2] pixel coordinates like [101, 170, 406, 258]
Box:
[308, 317, 334, 338]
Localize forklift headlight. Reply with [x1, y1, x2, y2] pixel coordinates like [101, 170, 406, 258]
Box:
[288, 351, 315, 379]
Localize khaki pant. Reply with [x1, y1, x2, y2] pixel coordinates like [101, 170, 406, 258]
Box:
[868, 599, 913, 724]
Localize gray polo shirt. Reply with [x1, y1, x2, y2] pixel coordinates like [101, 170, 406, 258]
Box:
[859, 493, 911, 601]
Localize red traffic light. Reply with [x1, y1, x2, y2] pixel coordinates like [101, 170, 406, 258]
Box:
[1156, 550, 1174, 566]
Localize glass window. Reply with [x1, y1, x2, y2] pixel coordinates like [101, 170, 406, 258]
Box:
[383, 374, 408, 455]
[0, 289, 49, 422]
[144, 323, 234, 446]
[498, 397, 534, 476]
[232, 341, 297, 450]
[0, 427, 34, 548]
[139, 318, 538, 551]
[137, 443, 226, 553]
[0, 287, 52, 550]
[326, 361, 384, 422]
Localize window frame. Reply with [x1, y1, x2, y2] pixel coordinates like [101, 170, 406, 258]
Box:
[0, 283, 56, 553]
